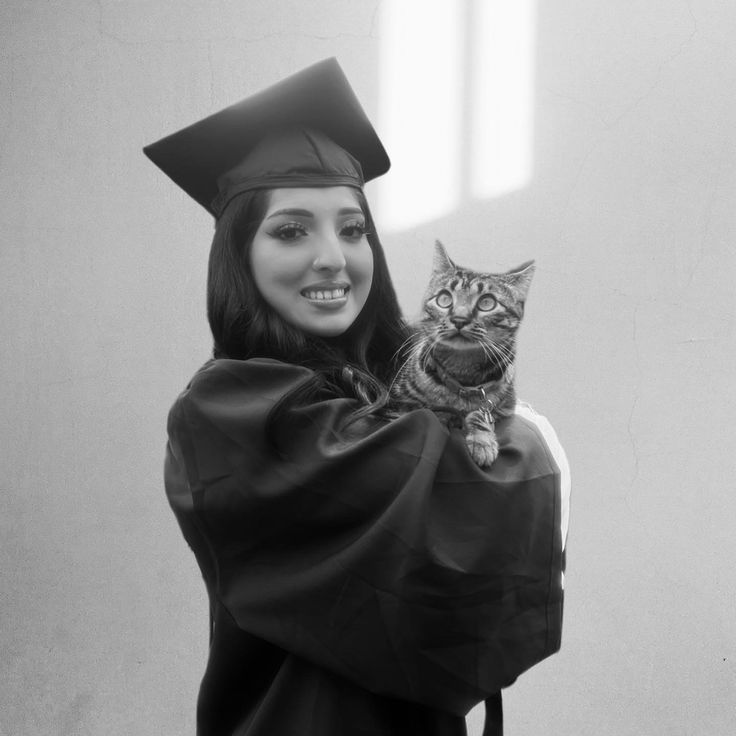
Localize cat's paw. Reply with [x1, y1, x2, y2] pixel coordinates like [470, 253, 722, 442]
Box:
[465, 433, 499, 467]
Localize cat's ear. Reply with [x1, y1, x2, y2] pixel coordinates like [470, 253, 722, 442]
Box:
[432, 239, 455, 274]
[505, 260, 535, 299]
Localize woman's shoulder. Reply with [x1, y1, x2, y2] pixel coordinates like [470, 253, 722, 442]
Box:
[178, 357, 313, 400]
[189, 356, 312, 387]
[167, 357, 315, 430]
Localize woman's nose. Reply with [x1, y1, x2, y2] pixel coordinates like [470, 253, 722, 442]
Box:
[312, 233, 347, 272]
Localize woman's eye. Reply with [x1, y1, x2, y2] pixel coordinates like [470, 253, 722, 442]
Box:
[273, 223, 308, 241]
[435, 290, 453, 308]
[477, 294, 497, 311]
[340, 221, 368, 240]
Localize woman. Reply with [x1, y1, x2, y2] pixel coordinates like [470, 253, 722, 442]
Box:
[146, 59, 569, 736]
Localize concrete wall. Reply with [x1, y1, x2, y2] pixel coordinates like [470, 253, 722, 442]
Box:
[2, 1, 734, 733]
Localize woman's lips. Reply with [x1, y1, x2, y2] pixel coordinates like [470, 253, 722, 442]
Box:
[301, 284, 350, 309]
[301, 286, 348, 300]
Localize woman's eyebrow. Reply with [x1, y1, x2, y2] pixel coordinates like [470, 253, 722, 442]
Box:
[266, 206, 364, 219]
[266, 208, 314, 219]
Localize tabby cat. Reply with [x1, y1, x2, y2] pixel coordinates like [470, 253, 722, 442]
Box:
[391, 240, 535, 466]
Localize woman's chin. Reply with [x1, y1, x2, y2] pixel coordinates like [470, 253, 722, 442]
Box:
[297, 315, 355, 338]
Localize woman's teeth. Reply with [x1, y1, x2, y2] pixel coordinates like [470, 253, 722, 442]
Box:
[303, 288, 347, 300]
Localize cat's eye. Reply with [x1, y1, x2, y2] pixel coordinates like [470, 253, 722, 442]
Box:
[476, 294, 497, 311]
[435, 290, 453, 308]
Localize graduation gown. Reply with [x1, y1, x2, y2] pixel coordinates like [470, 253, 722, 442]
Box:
[164, 358, 569, 735]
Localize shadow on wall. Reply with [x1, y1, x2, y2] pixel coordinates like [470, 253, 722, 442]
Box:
[374, 0, 536, 232]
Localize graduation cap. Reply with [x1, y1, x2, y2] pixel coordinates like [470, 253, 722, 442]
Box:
[143, 58, 390, 218]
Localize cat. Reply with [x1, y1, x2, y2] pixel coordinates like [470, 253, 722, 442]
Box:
[391, 240, 535, 467]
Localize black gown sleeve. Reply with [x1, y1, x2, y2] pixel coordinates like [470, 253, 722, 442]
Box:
[164, 358, 566, 717]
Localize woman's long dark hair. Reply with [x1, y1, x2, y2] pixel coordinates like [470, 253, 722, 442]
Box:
[206, 187, 409, 422]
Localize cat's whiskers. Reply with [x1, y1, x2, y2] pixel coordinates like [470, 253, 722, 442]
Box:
[387, 354, 414, 396]
[480, 338, 514, 373]
[401, 340, 424, 373]
[481, 334, 515, 364]
[477, 340, 496, 367]
[479, 340, 511, 377]
[387, 335, 430, 395]
[438, 326, 455, 340]
[420, 341, 436, 374]
[391, 332, 424, 364]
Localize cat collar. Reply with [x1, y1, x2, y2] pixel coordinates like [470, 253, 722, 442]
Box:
[431, 360, 509, 415]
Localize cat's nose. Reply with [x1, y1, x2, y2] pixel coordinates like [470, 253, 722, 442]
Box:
[450, 316, 471, 330]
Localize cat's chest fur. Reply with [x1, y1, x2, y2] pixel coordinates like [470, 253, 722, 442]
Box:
[415, 342, 507, 411]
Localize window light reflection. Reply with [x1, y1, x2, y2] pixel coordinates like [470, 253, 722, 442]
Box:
[374, 0, 536, 232]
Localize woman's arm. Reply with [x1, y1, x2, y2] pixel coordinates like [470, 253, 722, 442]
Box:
[165, 358, 567, 716]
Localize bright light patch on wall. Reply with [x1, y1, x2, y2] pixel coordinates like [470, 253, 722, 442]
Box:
[375, 0, 463, 231]
[470, 0, 535, 198]
[374, 0, 535, 232]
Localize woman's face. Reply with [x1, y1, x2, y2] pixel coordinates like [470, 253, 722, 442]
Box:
[250, 186, 374, 338]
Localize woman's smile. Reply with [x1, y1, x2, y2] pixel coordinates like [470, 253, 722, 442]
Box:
[300, 280, 350, 305]
[250, 187, 374, 337]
